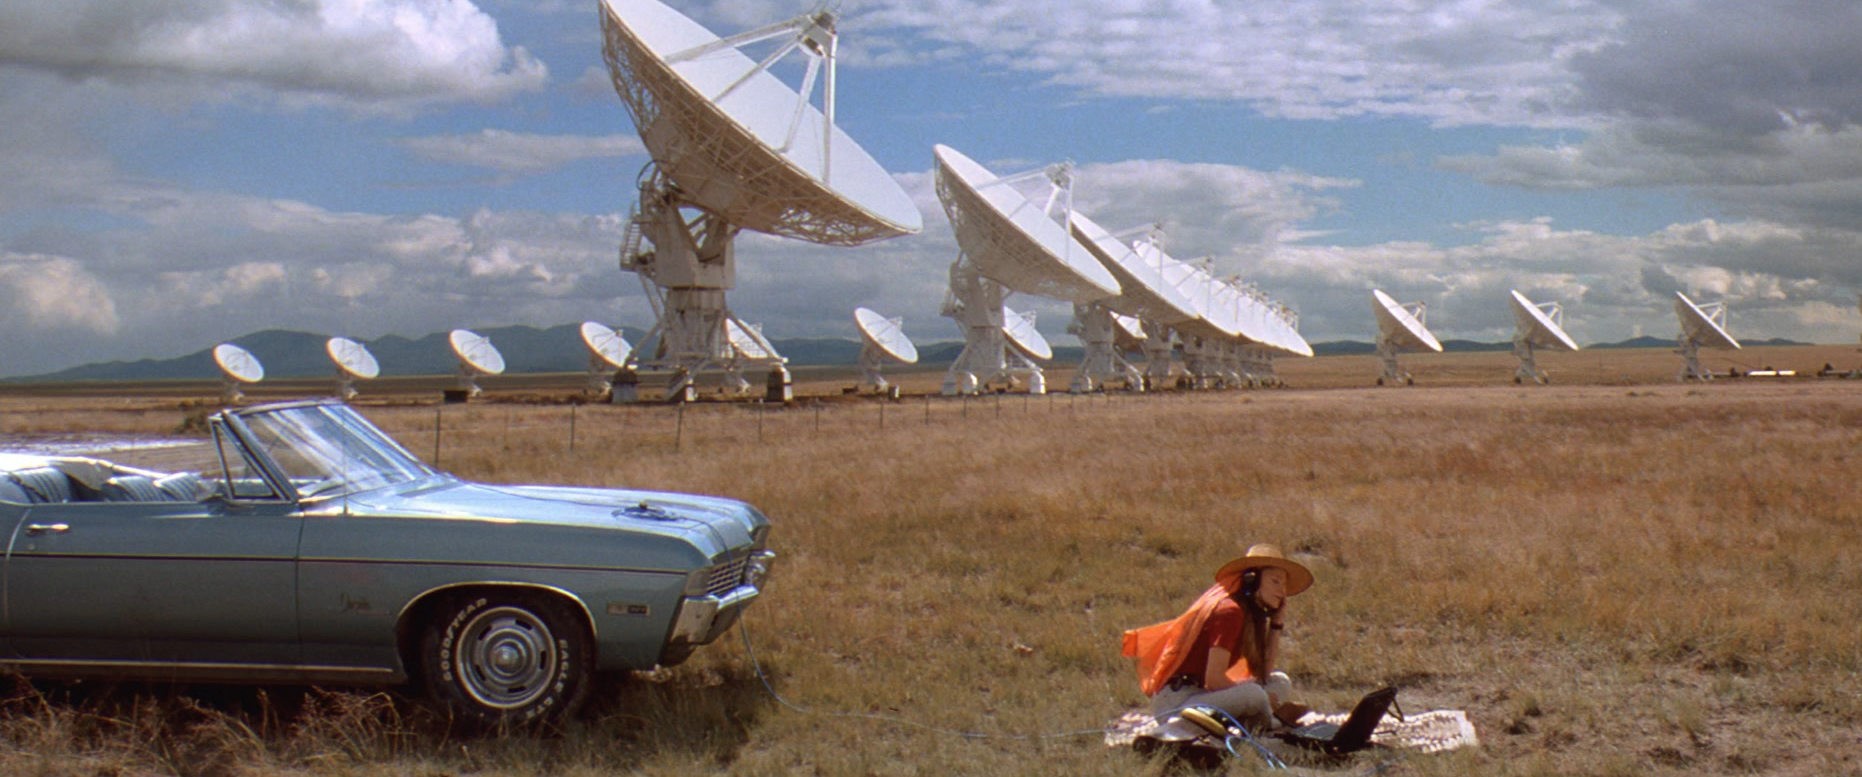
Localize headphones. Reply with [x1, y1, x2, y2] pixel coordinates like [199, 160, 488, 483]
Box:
[1239, 568, 1261, 597]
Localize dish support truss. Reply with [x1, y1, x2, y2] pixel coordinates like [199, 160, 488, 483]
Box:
[940, 256, 1044, 395]
[1069, 302, 1143, 393]
[622, 169, 787, 399]
[455, 363, 487, 398]
[857, 342, 893, 393]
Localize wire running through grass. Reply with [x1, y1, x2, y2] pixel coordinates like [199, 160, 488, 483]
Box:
[735, 614, 1108, 741]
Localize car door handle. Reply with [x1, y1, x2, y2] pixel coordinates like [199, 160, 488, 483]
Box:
[24, 523, 70, 535]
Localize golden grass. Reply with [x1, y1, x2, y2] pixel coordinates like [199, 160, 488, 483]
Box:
[3, 364, 1861, 776]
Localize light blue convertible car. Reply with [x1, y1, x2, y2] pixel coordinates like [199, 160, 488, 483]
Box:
[0, 399, 773, 726]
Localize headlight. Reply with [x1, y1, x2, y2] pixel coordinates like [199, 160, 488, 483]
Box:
[746, 549, 776, 589]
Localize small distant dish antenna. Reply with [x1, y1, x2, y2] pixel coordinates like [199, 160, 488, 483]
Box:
[1002, 306, 1053, 361]
[602, 0, 920, 401]
[448, 328, 506, 398]
[719, 318, 786, 395]
[213, 343, 264, 404]
[1509, 290, 1579, 385]
[1372, 289, 1442, 386]
[854, 307, 918, 393]
[1673, 291, 1740, 381]
[933, 144, 1119, 395]
[326, 337, 380, 400]
[1111, 313, 1147, 354]
[580, 321, 633, 395]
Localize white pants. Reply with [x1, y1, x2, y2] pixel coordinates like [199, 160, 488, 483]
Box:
[1150, 671, 1292, 732]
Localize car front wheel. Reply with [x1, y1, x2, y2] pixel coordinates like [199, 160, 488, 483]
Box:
[420, 592, 592, 728]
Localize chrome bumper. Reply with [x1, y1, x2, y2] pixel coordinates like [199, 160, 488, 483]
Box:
[668, 549, 774, 647]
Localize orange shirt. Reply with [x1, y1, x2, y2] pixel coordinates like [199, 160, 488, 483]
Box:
[1123, 583, 1258, 695]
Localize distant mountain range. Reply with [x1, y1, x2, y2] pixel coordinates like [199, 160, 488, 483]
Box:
[6, 326, 1813, 383]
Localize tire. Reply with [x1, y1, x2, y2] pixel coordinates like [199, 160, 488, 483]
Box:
[419, 591, 593, 728]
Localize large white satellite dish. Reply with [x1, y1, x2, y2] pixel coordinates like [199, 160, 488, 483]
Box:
[854, 306, 918, 393]
[448, 328, 505, 398]
[1509, 290, 1578, 384]
[934, 144, 1118, 395]
[326, 336, 379, 400]
[1673, 291, 1740, 381]
[1064, 213, 1187, 392]
[602, 0, 920, 399]
[1372, 289, 1442, 386]
[934, 145, 1119, 304]
[580, 321, 634, 395]
[213, 343, 263, 404]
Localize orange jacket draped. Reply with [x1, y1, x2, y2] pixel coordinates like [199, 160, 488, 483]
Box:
[1122, 582, 1255, 696]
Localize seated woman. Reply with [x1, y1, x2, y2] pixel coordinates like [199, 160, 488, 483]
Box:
[1123, 543, 1313, 731]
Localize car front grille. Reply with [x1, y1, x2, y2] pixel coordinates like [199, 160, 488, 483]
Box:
[705, 555, 748, 597]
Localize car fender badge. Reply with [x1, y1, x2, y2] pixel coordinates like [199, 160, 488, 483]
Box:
[607, 603, 650, 617]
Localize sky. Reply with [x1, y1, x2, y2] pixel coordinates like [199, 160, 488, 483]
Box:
[3, 0, 1862, 376]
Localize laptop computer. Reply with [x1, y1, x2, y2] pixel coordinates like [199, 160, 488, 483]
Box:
[1276, 686, 1400, 755]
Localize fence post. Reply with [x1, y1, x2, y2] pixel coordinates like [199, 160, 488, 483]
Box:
[675, 401, 685, 452]
[432, 405, 443, 466]
[569, 402, 577, 453]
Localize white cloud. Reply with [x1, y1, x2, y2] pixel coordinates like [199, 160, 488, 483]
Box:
[0, 253, 121, 335]
[831, 0, 1621, 127]
[0, 0, 546, 110]
[400, 129, 645, 174]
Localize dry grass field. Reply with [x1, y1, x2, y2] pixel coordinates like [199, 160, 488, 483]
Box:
[1, 347, 1859, 776]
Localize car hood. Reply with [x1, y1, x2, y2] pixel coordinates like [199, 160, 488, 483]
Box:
[333, 476, 766, 558]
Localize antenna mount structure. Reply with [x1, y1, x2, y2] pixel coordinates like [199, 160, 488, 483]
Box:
[602, 0, 919, 400]
[1372, 289, 1442, 386]
[1673, 291, 1739, 381]
[1509, 290, 1579, 385]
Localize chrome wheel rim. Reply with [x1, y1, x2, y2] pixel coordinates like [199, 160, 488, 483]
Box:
[455, 605, 557, 709]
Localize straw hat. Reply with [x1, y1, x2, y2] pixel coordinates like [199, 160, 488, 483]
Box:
[1215, 543, 1313, 596]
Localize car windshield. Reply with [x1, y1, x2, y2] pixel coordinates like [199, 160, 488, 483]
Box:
[237, 403, 435, 499]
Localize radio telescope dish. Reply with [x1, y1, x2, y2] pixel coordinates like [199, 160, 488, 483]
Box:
[1002, 306, 1053, 361]
[934, 145, 1119, 304]
[602, 0, 920, 400]
[600, 0, 919, 243]
[855, 307, 918, 364]
[1070, 215, 1198, 324]
[214, 344, 264, 383]
[724, 318, 778, 361]
[581, 322, 633, 368]
[1509, 290, 1578, 384]
[326, 337, 379, 400]
[1674, 291, 1740, 381]
[935, 144, 1117, 396]
[854, 306, 917, 393]
[448, 328, 505, 398]
[1112, 313, 1147, 352]
[213, 343, 263, 403]
[1063, 213, 1192, 393]
[1372, 289, 1441, 386]
[580, 322, 634, 395]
